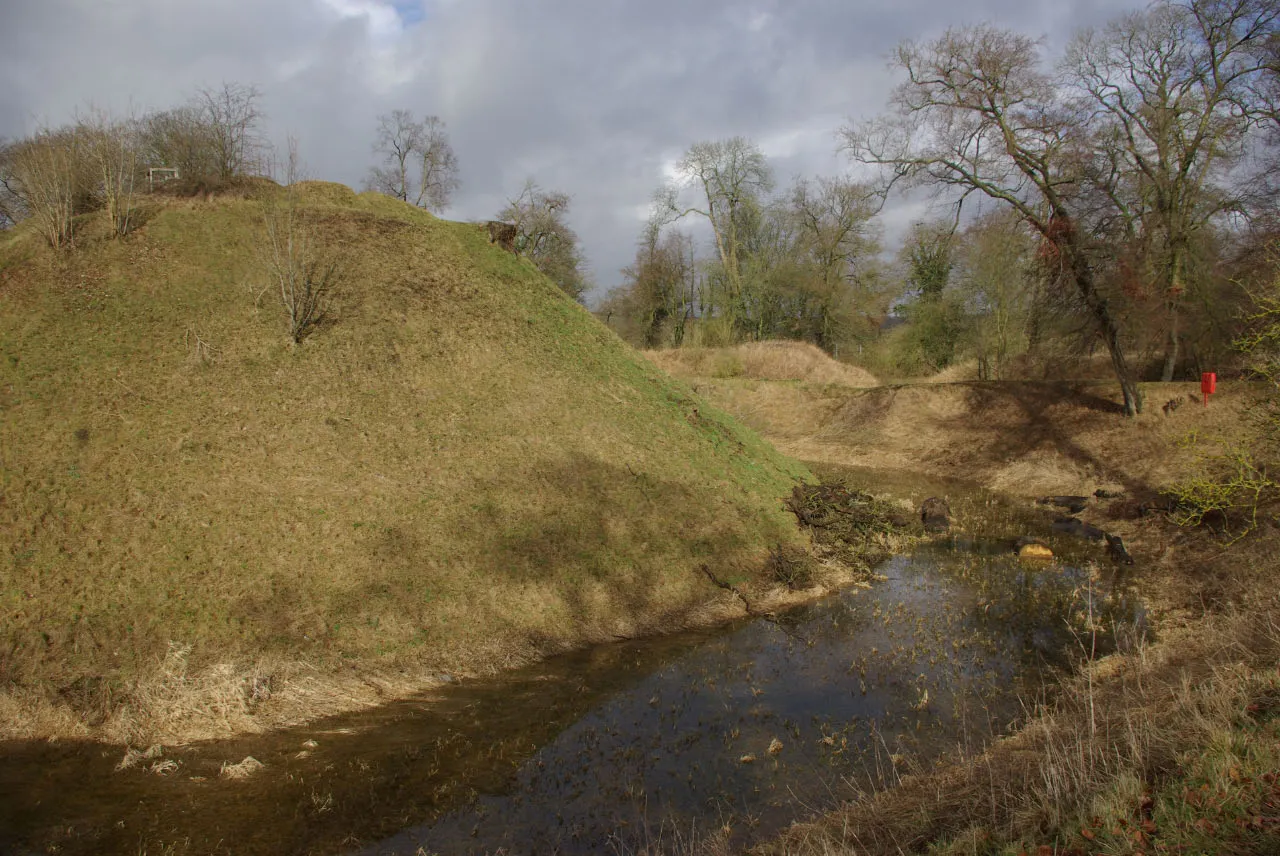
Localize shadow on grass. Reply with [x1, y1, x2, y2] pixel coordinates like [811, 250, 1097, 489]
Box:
[222, 452, 784, 662]
[0, 634, 702, 856]
[838, 380, 1150, 499]
[462, 453, 760, 621]
[951, 381, 1150, 496]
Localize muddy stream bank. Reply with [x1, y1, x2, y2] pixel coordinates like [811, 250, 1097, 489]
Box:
[1, 473, 1145, 856]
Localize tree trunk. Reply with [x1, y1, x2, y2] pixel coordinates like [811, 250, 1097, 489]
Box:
[1069, 246, 1143, 416]
[1160, 243, 1187, 382]
[1160, 322, 1180, 383]
[1101, 316, 1144, 417]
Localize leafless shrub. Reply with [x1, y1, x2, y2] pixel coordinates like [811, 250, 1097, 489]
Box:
[0, 138, 26, 229]
[258, 139, 341, 343]
[192, 82, 266, 181]
[140, 81, 265, 183]
[3, 127, 86, 248]
[141, 106, 217, 180]
[77, 106, 143, 239]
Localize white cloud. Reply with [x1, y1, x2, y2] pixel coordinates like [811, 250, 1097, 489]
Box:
[318, 0, 404, 40]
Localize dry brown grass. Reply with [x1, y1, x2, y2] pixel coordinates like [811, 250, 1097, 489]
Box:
[0, 185, 811, 743]
[757, 586, 1280, 856]
[706, 370, 1279, 855]
[646, 341, 879, 387]
[218, 755, 264, 779]
[924, 359, 981, 383]
[685, 378, 1257, 501]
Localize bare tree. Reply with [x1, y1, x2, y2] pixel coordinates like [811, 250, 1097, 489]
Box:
[4, 127, 85, 249]
[141, 105, 218, 179]
[784, 177, 883, 350]
[259, 138, 340, 343]
[499, 179, 588, 301]
[192, 82, 266, 180]
[77, 106, 142, 238]
[620, 220, 698, 347]
[788, 178, 879, 283]
[657, 137, 773, 330]
[366, 110, 459, 212]
[955, 210, 1040, 378]
[415, 115, 459, 212]
[843, 25, 1146, 414]
[366, 110, 421, 202]
[1070, 0, 1279, 380]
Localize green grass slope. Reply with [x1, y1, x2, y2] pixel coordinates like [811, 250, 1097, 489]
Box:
[0, 183, 808, 740]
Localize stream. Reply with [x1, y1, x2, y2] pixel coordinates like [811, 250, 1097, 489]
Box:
[1, 483, 1144, 856]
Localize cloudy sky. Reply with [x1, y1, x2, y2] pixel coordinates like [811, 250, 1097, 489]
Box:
[0, 0, 1144, 303]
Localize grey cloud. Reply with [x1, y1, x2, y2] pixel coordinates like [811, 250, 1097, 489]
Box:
[1, 0, 1146, 301]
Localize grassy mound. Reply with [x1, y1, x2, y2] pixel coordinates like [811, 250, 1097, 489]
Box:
[645, 341, 878, 387]
[0, 184, 808, 741]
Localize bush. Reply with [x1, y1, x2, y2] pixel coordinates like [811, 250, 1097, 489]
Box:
[1167, 262, 1280, 541]
[1166, 442, 1277, 541]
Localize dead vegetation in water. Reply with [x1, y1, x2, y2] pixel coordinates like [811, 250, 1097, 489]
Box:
[219, 756, 264, 779]
[115, 743, 163, 771]
[766, 544, 818, 590]
[754, 598, 1280, 856]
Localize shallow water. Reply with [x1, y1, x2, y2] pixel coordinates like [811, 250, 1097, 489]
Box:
[0, 533, 1142, 856]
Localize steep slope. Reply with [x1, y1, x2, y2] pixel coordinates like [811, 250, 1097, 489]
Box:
[0, 183, 808, 741]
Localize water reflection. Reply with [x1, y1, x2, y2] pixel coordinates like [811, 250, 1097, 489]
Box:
[0, 546, 1142, 856]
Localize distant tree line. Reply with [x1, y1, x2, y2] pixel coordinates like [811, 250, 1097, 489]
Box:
[601, 0, 1280, 416]
[598, 136, 896, 355]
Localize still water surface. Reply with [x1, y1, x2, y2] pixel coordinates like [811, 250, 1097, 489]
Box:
[1, 539, 1141, 855]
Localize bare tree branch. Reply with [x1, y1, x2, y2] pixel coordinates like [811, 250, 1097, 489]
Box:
[366, 111, 460, 212]
[842, 24, 1147, 414]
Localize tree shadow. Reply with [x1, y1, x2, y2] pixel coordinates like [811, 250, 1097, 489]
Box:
[0, 633, 706, 856]
[444, 452, 773, 642]
[945, 381, 1152, 498]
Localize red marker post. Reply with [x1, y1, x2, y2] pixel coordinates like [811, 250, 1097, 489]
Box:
[1201, 372, 1216, 408]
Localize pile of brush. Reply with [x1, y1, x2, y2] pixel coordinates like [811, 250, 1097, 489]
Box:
[784, 483, 913, 573]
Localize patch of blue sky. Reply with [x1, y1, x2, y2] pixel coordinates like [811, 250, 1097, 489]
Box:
[390, 0, 426, 26]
